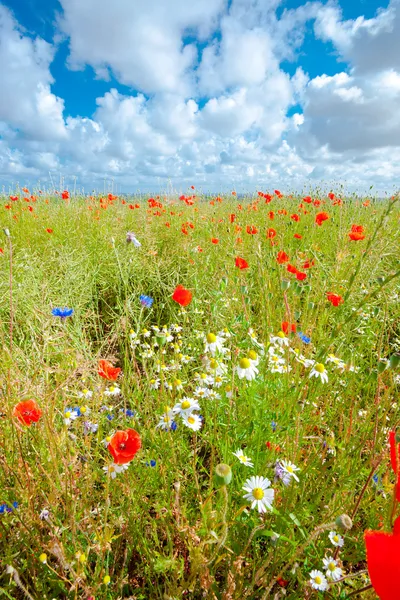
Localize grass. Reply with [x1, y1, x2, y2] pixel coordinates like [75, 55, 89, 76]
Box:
[0, 189, 399, 600]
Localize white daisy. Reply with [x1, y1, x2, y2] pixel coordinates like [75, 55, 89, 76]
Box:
[173, 397, 200, 416]
[247, 349, 260, 366]
[204, 332, 226, 355]
[233, 449, 254, 467]
[64, 408, 79, 426]
[309, 363, 329, 384]
[207, 390, 221, 401]
[103, 463, 129, 479]
[323, 557, 343, 581]
[149, 378, 161, 390]
[328, 531, 344, 547]
[279, 460, 300, 485]
[156, 410, 176, 431]
[104, 385, 121, 397]
[172, 378, 184, 391]
[270, 332, 290, 347]
[224, 385, 234, 399]
[78, 388, 93, 399]
[248, 328, 265, 351]
[236, 357, 259, 381]
[242, 476, 274, 513]
[205, 357, 228, 376]
[182, 413, 203, 431]
[309, 570, 329, 591]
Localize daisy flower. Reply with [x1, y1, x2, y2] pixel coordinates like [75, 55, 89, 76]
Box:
[172, 378, 184, 391]
[236, 357, 259, 381]
[104, 385, 121, 397]
[64, 408, 79, 426]
[323, 557, 343, 581]
[156, 410, 177, 431]
[309, 363, 329, 383]
[207, 389, 221, 401]
[204, 332, 226, 355]
[309, 570, 329, 591]
[149, 378, 161, 390]
[225, 385, 234, 398]
[182, 413, 203, 431]
[103, 463, 129, 479]
[270, 332, 290, 347]
[193, 386, 210, 399]
[247, 349, 260, 366]
[173, 397, 200, 416]
[233, 449, 254, 467]
[242, 476, 274, 513]
[279, 460, 300, 485]
[329, 531, 344, 547]
[78, 388, 93, 399]
[248, 328, 264, 351]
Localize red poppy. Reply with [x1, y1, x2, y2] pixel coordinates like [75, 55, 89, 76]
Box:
[296, 271, 307, 281]
[302, 259, 315, 269]
[267, 228, 276, 239]
[172, 285, 192, 306]
[294, 233, 302, 239]
[211, 238, 219, 244]
[246, 225, 258, 234]
[98, 359, 121, 381]
[315, 212, 330, 226]
[282, 322, 296, 334]
[290, 214, 300, 222]
[277, 577, 289, 588]
[108, 428, 141, 464]
[287, 264, 297, 274]
[235, 257, 249, 270]
[348, 231, 365, 241]
[276, 251, 289, 264]
[390, 430, 400, 501]
[46, 228, 53, 234]
[326, 292, 344, 307]
[61, 190, 70, 200]
[365, 517, 400, 600]
[13, 399, 42, 426]
[229, 213, 236, 223]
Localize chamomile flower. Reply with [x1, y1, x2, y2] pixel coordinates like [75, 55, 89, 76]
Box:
[248, 328, 265, 351]
[149, 379, 161, 390]
[279, 460, 300, 485]
[104, 385, 121, 397]
[64, 408, 79, 426]
[101, 434, 113, 447]
[207, 389, 221, 401]
[233, 449, 254, 467]
[309, 570, 329, 591]
[242, 476, 274, 513]
[224, 385, 234, 398]
[182, 413, 203, 431]
[270, 331, 290, 347]
[329, 531, 344, 547]
[210, 375, 225, 388]
[156, 409, 177, 431]
[193, 386, 210, 399]
[309, 363, 329, 383]
[103, 463, 129, 479]
[78, 388, 93, 399]
[204, 332, 225, 355]
[204, 357, 228, 376]
[247, 349, 260, 366]
[173, 397, 200, 416]
[172, 378, 184, 391]
[323, 557, 343, 581]
[236, 357, 259, 381]
[195, 372, 210, 386]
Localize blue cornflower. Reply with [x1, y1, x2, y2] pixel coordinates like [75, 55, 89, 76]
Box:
[52, 307, 74, 319]
[298, 332, 311, 344]
[171, 421, 178, 431]
[139, 295, 154, 308]
[146, 459, 157, 467]
[271, 421, 277, 432]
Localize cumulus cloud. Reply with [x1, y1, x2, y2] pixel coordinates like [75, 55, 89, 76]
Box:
[1, 0, 400, 192]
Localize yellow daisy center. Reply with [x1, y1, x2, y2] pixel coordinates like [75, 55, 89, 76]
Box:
[65, 411, 71, 418]
[209, 359, 218, 369]
[247, 350, 257, 360]
[286, 465, 293, 473]
[333, 535, 339, 543]
[239, 358, 251, 369]
[252, 488, 264, 500]
[328, 562, 336, 571]
[181, 400, 191, 409]
[207, 333, 217, 343]
[80, 406, 87, 413]
[174, 379, 181, 386]
[188, 416, 195, 424]
[315, 363, 325, 373]
[277, 331, 285, 338]
[314, 576, 322, 584]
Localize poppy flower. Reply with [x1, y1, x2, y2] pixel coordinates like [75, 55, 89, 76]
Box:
[348, 231, 365, 241]
[267, 228, 276, 239]
[61, 191, 70, 200]
[364, 517, 400, 600]
[172, 285, 192, 306]
[389, 430, 400, 501]
[211, 238, 219, 244]
[276, 251, 289, 264]
[303, 259, 315, 269]
[235, 257, 249, 270]
[282, 322, 296, 334]
[229, 213, 236, 223]
[294, 233, 302, 239]
[98, 359, 121, 381]
[296, 271, 307, 281]
[315, 212, 330, 226]
[246, 225, 258, 234]
[108, 428, 141, 464]
[46, 228, 53, 234]
[326, 292, 344, 307]
[291, 214, 300, 222]
[13, 399, 42, 426]
[287, 264, 297, 274]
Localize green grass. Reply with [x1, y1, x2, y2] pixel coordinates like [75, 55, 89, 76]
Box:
[0, 190, 399, 599]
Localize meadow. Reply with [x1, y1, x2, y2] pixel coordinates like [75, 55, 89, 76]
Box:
[0, 188, 399, 600]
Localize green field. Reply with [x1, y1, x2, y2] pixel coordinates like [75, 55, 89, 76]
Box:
[1, 189, 399, 599]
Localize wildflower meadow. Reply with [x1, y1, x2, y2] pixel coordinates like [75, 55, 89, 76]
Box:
[0, 188, 399, 600]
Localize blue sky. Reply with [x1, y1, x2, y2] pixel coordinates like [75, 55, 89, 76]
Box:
[0, 0, 399, 193]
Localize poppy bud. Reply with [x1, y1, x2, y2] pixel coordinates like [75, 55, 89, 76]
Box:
[335, 514, 353, 532]
[377, 360, 388, 373]
[3, 228, 10, 237]
[389, 354, 400, 369]
[281, 279, 291, 291]
[214, 463, 232, 486]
